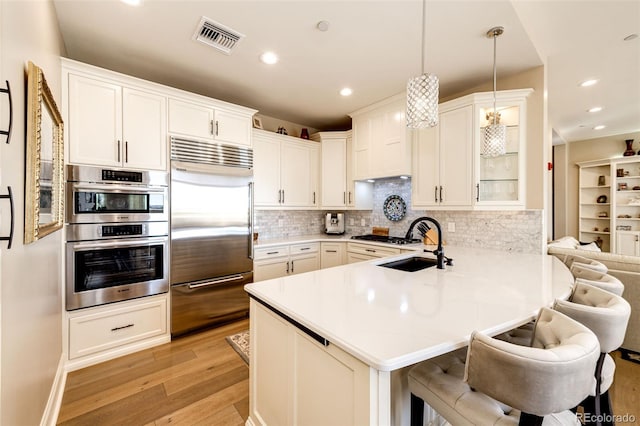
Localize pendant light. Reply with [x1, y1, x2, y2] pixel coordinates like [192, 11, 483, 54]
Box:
[406, 0, 439, 129]
[482, 26, 506, 157]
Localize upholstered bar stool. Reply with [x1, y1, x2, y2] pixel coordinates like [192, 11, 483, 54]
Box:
[570, 264, 625, 296]
[408, 308, 600, 426]
[553, 282, 631, 426]
[560, 253, 608, 274]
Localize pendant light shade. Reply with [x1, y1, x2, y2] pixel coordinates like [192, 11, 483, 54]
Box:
[482, 26, 506, 157]
[407, 0, 439, 129]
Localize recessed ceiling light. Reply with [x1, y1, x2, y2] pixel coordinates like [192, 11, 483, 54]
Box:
[340, 87, 353, 96]
[317, 21, 330, 32]
[624, 33, 638, 41]
[593, 125, 606, 130]
[260, 52, 279, 65]
[588, 106, 603, 113]
[120, 0, 142, 5]
[579, 79, 598, 87]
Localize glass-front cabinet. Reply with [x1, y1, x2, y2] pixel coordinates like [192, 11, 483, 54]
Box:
[474, 89, 532, 209]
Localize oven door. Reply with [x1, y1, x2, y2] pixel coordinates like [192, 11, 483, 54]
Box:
[66, 236, 169, 310]
[66, 182, 167, 224]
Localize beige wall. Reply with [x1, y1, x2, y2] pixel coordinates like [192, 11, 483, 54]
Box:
[563, 131, 640, 238]
[0, 1, 66, 424]
[553, 143, 568, 238]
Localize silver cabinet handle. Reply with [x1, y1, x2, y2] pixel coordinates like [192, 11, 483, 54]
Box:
[300, 247, 310, 251]
[278, 189, 282, 203]
[439, 186, 443, 203]
[291, 260, 294, 273]
[365, 248, 376, 253]
[282, 190, 285, 204]
[188, 274, 244, 289]
[326, 250, 337, 253]
[434, 186, 438, 203]
[286, 261, 290, 273]
[215, 120, 219, 136]
[313, 191, 316, 204]
[117, 140, 121, 162]
[476, 183, 480, 202]
[349, 191, 352, 204]
[125, 141, 129, 163]
[210, 119, 214, 135]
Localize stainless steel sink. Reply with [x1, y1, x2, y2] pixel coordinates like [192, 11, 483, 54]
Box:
[378, 257, 438, 272]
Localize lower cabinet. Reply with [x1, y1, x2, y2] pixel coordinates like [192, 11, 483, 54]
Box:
[254, 243, 320, 282]
[346, 242, 400, 264]
[249, 299, 372, 426]
[616, 231, 640, 256]
[66, 294, 170, 370]
[320, 242, 346, 269]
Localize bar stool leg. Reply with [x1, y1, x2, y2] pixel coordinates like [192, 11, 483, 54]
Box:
[599, 390, 614, 426]
[410, 393, 424, 426]
[519, 412, 544, 426]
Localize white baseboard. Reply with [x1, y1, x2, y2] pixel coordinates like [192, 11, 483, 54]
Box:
[40, 354, 67, 426]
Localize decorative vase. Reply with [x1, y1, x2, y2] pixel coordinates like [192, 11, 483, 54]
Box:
[624, 139, 634, 156]
[300, 128, 309, 139]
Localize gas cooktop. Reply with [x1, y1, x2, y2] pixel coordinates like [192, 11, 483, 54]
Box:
[350, 234, 421, 245]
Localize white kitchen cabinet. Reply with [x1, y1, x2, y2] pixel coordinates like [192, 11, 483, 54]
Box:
[346, 242, 400, 263]
[412, 89, 532, 210]
[350, 93, 411, 180]
[313, 131, 373, 210]
[168, 98, 252, 147]
[254, 243, 320, 281]
[320, 242, 345, 269]
[412, 105, 473, 208]
[253, 129, 319, 208]
[66, 294, 170, 370]
[67, 74, 167, 170]
[249, 299, 372, 426]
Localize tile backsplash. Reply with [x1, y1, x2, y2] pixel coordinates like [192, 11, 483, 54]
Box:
[255, 177, 543, 253]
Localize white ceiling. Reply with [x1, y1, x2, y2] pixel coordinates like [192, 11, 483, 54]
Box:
[52, 0, 639, 143]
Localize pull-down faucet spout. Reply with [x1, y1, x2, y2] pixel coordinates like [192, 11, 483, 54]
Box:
[404, 216, 448, 269]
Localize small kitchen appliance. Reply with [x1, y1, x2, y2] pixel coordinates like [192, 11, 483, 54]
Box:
[325, 213, 345, 235]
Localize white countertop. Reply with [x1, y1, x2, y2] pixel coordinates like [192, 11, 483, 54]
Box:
[245, 246, 574, 371]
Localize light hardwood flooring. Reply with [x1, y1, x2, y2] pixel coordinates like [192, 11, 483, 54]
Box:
[58, 319, 639, 425]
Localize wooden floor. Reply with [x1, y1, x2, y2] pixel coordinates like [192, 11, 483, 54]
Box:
[58, 319, 639, 425]
[57, 319, 250, 426]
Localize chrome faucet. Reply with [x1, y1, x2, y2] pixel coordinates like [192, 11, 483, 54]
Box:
[404, 216, 452, 269]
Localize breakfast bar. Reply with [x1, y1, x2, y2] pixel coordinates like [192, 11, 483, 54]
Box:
[244, 246, 575, 426]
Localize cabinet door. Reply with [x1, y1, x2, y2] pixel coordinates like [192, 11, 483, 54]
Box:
[616, 231, 640, 256]
[254, 258, 289, 282]
[378, 101, 409, 177]
[439, 105, 473, 207]
[122, 88, 167, 171]
[214, 109, 251, 147]
[321, 138, 347, 207]
[68, 74, 122, 167]
[253, 134, 282, 206]
[346, 252, 377, 264]
[321, 243, 344, 269]
[168, 98, 214, 140]
[290, 253, 320, 275]
[281, 140, 315, 207]
[411, 126, 440, 208]
[352, 116, 371, 180]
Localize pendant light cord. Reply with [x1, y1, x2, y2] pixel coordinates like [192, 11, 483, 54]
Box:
[492, 30, 497, 125]
[421, 0, 426, 75]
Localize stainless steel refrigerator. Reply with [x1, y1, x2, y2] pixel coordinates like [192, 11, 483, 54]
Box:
[170, 137, 253, 336]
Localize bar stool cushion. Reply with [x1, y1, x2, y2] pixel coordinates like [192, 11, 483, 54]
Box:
[562, 254, 608, 274]
[409, 308, 600, 425]
[571, 264, 625, 296]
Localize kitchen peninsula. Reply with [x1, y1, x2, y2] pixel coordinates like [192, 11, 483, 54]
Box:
[244, 246, 574, 426]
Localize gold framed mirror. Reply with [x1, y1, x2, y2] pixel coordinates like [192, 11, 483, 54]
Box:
[24, 61, 64, 244]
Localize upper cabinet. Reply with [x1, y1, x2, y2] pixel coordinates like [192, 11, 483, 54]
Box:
[67, 73, 167, 171]
[312, 131, 373, 210]
[168, 98, 252, 147]
[412, 89, 532, 210]
[253, 129, 319, 208]
[349, 93, 411, 180]
[62, 58, 257, 172]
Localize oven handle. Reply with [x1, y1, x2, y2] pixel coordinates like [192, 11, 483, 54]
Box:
[188, 274, 245, 289]
[69, 183, 167, 193]
[69, 236, 168, 250]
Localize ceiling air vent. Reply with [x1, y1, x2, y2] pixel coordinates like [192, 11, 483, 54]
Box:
[193, 17, 244, 55]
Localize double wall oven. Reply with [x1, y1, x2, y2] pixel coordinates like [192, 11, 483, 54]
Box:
[65, 165, 169, 311]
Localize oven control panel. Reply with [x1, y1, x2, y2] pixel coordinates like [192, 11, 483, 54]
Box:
[102, 169, 143, 183]
[101, 224, 143, 237]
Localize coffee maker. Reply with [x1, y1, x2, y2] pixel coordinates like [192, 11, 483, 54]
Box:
[325, 213, 345, 234]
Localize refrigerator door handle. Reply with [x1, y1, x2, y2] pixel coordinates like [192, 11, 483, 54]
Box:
[249, 182, 254, 260]
[188, 274, 245, 289]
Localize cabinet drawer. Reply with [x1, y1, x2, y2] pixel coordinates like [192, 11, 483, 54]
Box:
[346, 242, 400, 258]
[254, 245, 290, 260]
[69, 297, 167, 359]
[289, 242, 319, 255]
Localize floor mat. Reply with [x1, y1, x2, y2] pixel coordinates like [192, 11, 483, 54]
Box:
[226, 330, 250, 364]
